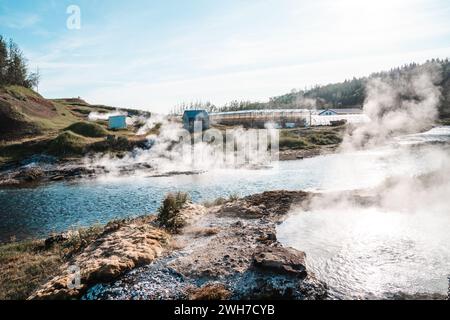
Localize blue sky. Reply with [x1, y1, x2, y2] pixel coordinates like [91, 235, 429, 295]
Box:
[1, 0, 450, 113]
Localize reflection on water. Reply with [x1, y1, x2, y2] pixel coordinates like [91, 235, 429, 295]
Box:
[277, 207, 450, 299]
[276, 127, 450, 299]
[0, 127, 449, 244]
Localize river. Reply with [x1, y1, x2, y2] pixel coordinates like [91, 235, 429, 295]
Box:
[0, 127, 449, 243]
[1, 127, 450, 299]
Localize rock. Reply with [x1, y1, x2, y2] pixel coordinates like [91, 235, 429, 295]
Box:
[218, 201, 265, 218]
[29, 223, 169, 300]
[257, 231, 277, 243]
[252, 246, 307, 278]
[17, 167, 44, 181]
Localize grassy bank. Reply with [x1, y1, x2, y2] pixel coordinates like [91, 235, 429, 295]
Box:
[0, 191, 186, 300]
[279, 125, 344, 150]
[0, 225, 104, 300]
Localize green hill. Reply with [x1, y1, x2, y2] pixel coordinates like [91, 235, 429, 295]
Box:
[64, 122, 109, 138]
[46, 131, 90, 156]
[0, 86, 148, 142]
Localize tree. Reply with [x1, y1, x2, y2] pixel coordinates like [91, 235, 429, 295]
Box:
[6, 39, 28, 86]
[0, 36, 7, 86]
[0, 35, 40, 89]
[26, 67, 40, 90]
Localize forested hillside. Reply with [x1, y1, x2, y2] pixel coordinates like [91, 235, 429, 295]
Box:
[181, 59, 450, 120]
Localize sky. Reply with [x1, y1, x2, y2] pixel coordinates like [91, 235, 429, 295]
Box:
[1, 0, 450, 113]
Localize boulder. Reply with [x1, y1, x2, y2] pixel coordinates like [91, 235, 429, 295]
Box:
[252, 246, 307, 278]
[29, 223, 169, 300]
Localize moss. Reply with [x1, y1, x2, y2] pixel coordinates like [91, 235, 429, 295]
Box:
[157, 192, 190, 233]
[46, 131, 89, 156]
[64, 121, 109, 138]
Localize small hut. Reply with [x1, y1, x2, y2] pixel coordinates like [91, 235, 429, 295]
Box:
[108, 115, 127, 130]
[182, 110, 210, 132]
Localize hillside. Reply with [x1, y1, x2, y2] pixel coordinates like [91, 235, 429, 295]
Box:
[0, 86, 148, 142]
[0, 86, 151, 165]
[215, 59, 450, 122]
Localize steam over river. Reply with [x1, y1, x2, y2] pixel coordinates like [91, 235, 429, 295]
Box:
[0, 127, 449, 299]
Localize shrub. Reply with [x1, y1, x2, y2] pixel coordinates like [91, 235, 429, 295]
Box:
[64, 121, 109, 137]
[157, 192, 190, 233]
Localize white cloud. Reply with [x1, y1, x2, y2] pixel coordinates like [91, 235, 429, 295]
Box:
[27, 0, 450, 112]
[0, 13, 40, 29]
[81, 47, 450, 113]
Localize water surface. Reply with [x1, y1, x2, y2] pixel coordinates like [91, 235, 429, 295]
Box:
[0, 127, 448, 244]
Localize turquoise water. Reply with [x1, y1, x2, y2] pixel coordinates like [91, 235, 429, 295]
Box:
[0, 127, 448, 242]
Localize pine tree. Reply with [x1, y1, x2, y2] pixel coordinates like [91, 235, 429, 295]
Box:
[0, 35, 40, 89]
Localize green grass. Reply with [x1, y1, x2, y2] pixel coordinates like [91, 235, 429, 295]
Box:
[0, 139, 48, 165]
[279, 136, 309, 149]
[46, 131, 90, 157]
[0, 224, 105, 300]
[64, 121, 109, 138]
[307, 132, 342, 145]
[4, 85, 42, 100]
[279, 127, 344, 149]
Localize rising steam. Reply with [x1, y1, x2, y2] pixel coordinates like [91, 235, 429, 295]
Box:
[341, 63, 442, 150]
[279, 62, 450, 298]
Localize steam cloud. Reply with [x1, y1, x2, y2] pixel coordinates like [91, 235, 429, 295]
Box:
[341, 63, 442, 150]
[280, 62, 450, 298]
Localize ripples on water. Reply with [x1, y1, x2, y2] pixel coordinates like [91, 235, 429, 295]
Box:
[0, 127, 448, 242]
[0, 126, 449, 297]
[0, 142, 441, 242]
[275, 126, 450, 299]
[277, 207, 450, 299]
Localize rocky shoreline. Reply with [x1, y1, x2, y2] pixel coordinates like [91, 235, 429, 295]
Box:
[29, 190, 328, 300]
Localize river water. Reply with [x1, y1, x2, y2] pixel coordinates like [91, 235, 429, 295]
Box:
[0, 127, 449, 298]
